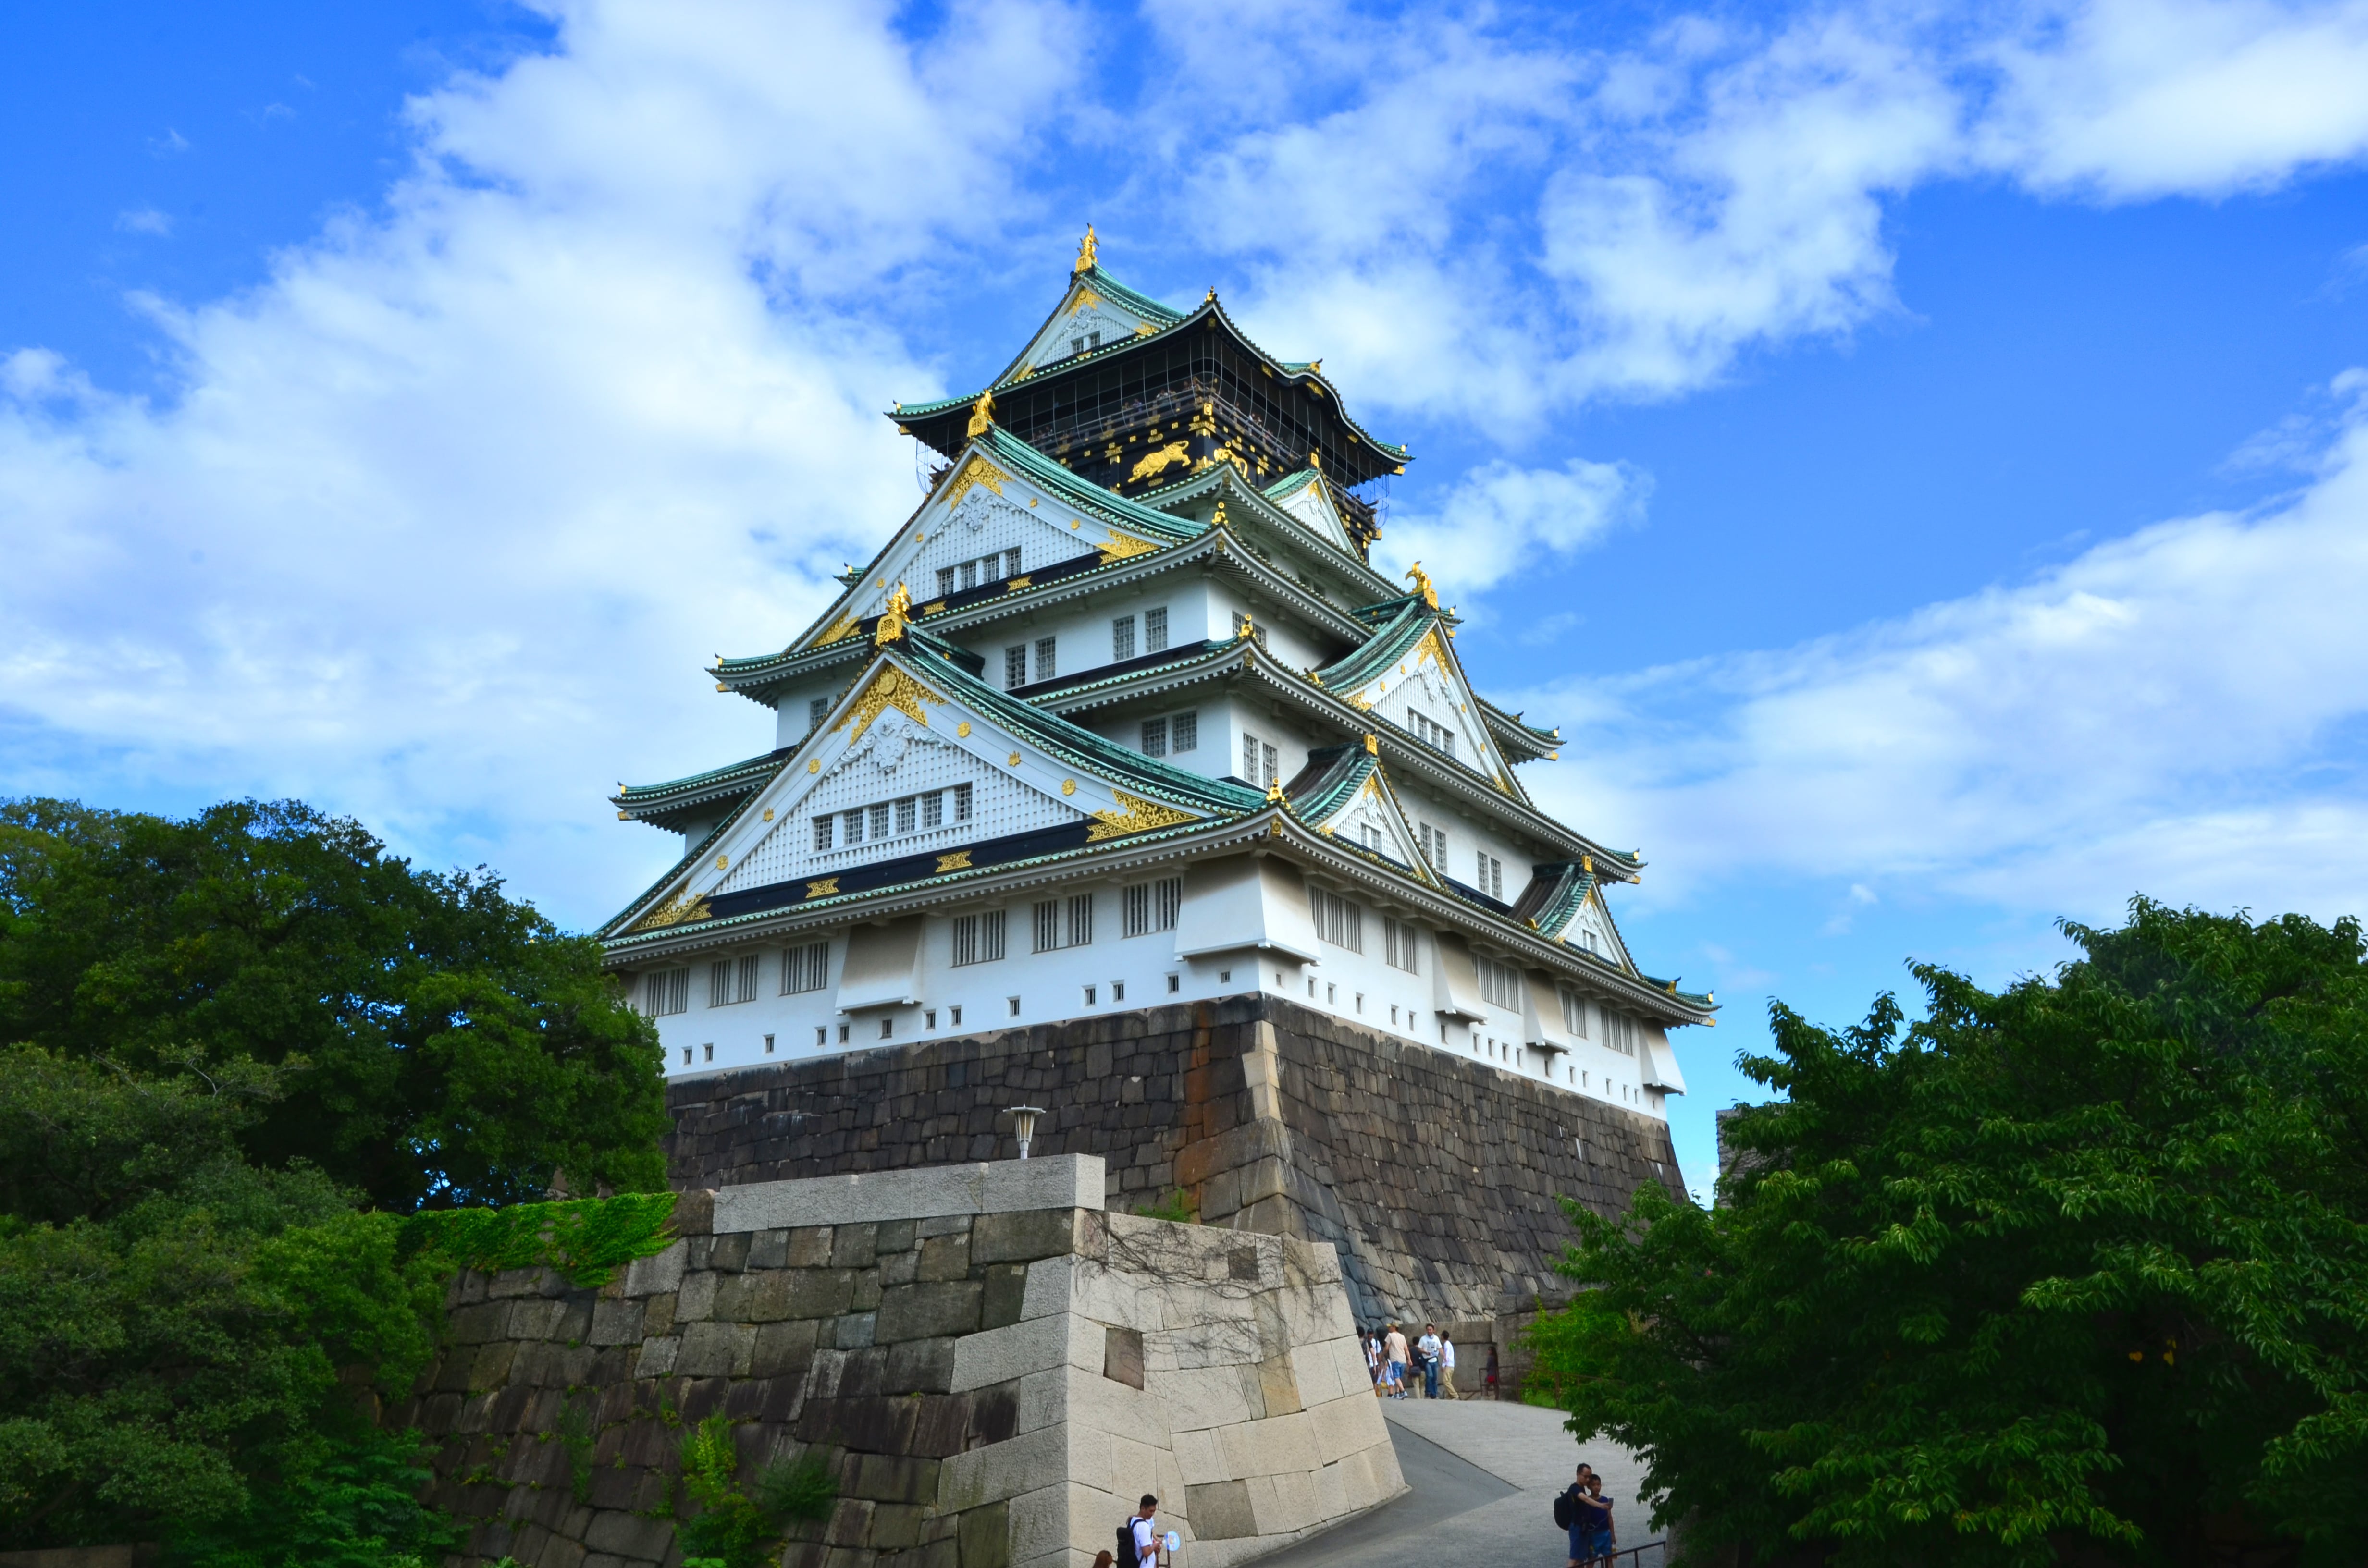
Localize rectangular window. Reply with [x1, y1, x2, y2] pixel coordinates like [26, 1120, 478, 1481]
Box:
[1263, 742, 1279, 785]
[1311, 886, 1363, 953]
[1145, 606, 1168, 652]
[958, 561, 977, 591]
[1033, 899, 1060, 953]
[1067, 893, 1094, 947]
[1384, 918, 1419, 974]
[1123, 877, 1182, 937]
[643, 967, 689, 1017]
[844, 807, 865, 845]
[1476, 853, 1503, 900]
[922, 791, 943, 828]
[1243, 733, 1259, 782]
[1005, 646, 1027, 688]
[1561, 990, 1589, 1038]
[1605, 1012, 1636, 1056]
[1112, 614, 1136, 662]
[869, 802, 890, 839]
[980, 553, 999, 584]
[952, 782, 973, 822]
[809, 697, 828, 732]
[1170, 710, 1197, 752]
[1141, 716, 1168, 757]
[782, 941, 828, 994]
[953, 909, 1007, 966]
[708, 960, 733, 1008]
[813, 816, 834, 852]
[1004, 547, 1023, 577]
[1477, 956, 1518, 1009]
[1034, 636, 1057, 682]
[937, 566, 956, 597]
[736, 954, 760, 1003]
[894, 796, 916, 834]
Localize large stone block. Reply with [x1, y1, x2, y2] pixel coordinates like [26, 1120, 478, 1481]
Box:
[711, 1158, 1107, 1233]
[1187, 1480, 1255, 1541]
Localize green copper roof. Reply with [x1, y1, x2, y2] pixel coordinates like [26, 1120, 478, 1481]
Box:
[1281, 741, 1373, 822]
[1315, 597, 1440, 694]
[1513, 860, 1597, 940]
[1072, 264, 1186, 326]
[614, 748, 785, 809]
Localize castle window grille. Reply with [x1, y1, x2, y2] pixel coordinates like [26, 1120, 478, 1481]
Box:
[922, 791, 943, 828]
[1145, 606, 1168, 652]
[959, 561, 977, 591]
[1410, 710, 1457, 759]
[953, 910, 1006, 966]
[1141, 716, 1167, 757]
[782, 941, 829, 994]
[813, 816, 834, 851]
[708, 960, 732, 1007]
[868, 802, 890, 839]
[1032, 900, 1061, 953]
[1605, 1013, 1636, 1056]
[1477, 956, 1518, 1010]
[1242, 733, 1277, 785]
[1311, 887, 1362, 953]
[643, 967, 689, 1017]
[1034, 637, 1057, 682]
[1171, 710, 1197, 752]
[937, 566, 956, 597]
[1561, 990, 1590, 1038]
[1112, 614, 1135, 662]
[1004, 547, 1023, 577]
[1384, 918, 1418, 974]
[844, 808, 865, 845]
[953, 783, 973, 822]
[1264, 742, 1279, 785]
[737, 955, 759, 1003]
[809, 697, 828, 732]
[895, 796, 917, 834]
[1005, 646, 1027, 687]
[1477, 853, 1504, 900]
[1068, 893, 1094, 946]
[1123, 877, 1182, 937]
[1242, 733, 1257, 782]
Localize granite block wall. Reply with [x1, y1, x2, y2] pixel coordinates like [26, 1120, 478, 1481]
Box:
[664, 995, 1684, 1328]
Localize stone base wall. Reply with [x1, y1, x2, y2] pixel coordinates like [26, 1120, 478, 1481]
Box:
[665, 995, 1684, 1329]
[397, 1158, 1400, 1568]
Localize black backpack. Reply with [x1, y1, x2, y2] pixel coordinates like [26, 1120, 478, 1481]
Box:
[1552, 1488, 1577, 1530]
[1118, 1518, 1138, 1562]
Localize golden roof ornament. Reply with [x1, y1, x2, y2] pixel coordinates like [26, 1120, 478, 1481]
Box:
[966, 390, 996, 439]
[874, 582, 913, 647]
[1265, 777, 1286, 804]
[1074, 224, 1098, 273]
[1363, 733, 1379, 756]
[1404, 561, 1439, 609]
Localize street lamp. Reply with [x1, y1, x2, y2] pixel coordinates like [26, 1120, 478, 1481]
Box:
[1004, 1104, 1046, 1159]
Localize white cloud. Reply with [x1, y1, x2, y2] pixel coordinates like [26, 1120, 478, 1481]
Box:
[1518, 374, 2368, 925]
[1379, 456, 1651, 594]
[115, 208, 173, 236]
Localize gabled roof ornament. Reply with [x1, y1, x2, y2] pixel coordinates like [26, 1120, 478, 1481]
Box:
[1074, 225, 1098, 273]
[1265, 777, 1286, 804]
[1405, 561, 1439, 610]
[966, 390, 996, 439]
[875, 582, 913, 647]
[1363, 733, 1379, 756]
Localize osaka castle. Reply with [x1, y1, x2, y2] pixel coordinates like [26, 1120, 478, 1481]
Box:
[599, 231, 1710, 1122]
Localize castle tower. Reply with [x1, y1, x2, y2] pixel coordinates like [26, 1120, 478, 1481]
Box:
[602, 236, 1713, 1323]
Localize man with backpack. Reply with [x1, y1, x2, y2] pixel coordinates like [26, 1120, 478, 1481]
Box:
[1119, 1493, 1159, 1567]
[1555, 1463, 1605, 1568]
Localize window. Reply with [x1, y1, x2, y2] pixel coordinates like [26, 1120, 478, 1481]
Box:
[952, 783, 973, 822]
[895, 796, 916, 834]
[1005, 547, 1023, 577]
[1243, 733, 1258, 781]
[1560, 990, 1590, 1038]
[1311, 886, 1363, 952]
[1112, 980, 1125, 1002]
[959, 561, 978, 591]
[952, 910, 1006, 966]
[1477, 853, 1504, 900]
[1123, 877, 1182, 937]
[1242, 733, 1278, 786]
[1005, 646, 1027, 687]
[937, 566, 956, 597]
[1033, 900, 1061, 953]
[1083, 984, 1098, 1005]
[809, 697, 829, 732]
[1008, 996, 1021, 1017]
[765, 1034, 775, 1054]
[782, 941, 828, 994]
[1141, 716, 1167, 757]
[816, 1026, 827, 1046]
[922, 791, 943, 829]
[1360, 823, 1382, 851]
[1384, 918, 1419, 974]
[1171, 710, 1197, 752]
[1112, 614, 1136, 661]
[1604, 1012, 1637, 1056]
[682, 1047, 691, 1065]
[1419, 822, 1447, 869]
[1167, 973, 1181, 993]
[738, 955, 760, 1002]
[1410, 710, 1457, 759]
[813, 816, 834, 852]
[843, 807, 865, 845]
[1478, 956, 1518, 1009]
[708, 960, 746, 1007]
[950, 1004, 962, 1026]
[1068, 894, 1094, 946]
[1145, 606, 1168, 652]
[880, 1017, 894, 1039]
[1034, 637, 1057, 682]
[643, 967, 689, 1017]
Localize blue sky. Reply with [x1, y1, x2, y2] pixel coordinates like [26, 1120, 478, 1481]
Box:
[7, 0, 2368, 1195]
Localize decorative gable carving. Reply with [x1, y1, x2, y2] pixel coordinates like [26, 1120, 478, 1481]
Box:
[1011, 283, 1159, 377]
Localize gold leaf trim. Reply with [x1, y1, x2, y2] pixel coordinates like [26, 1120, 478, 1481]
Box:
[1087, 789, 1201, 843]
[635, 890, 712, 931]
[832, 665, 947, 746]
[805, 877, 839, 898]
[816, 612, 862, 646]
[1129, 440, 1190, 483]
[945, 454, 1007, 507]
[936, 851, 973, 873]
[1099, 528, 1159, 565]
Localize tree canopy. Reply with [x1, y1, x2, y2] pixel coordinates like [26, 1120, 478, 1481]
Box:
[0, 796, 667, 1208]
[1531, 900, 2368, 1566]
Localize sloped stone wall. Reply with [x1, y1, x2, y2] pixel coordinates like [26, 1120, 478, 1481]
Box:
[396, 1159, 1399, 1568]
[664, 996, 1684, 1327]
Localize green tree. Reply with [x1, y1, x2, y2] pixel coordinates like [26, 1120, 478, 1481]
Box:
[0, 796, 666, 1208]
[1530, 900, 2368, 1566]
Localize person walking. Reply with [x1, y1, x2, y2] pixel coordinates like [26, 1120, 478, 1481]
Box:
[1438, 1332, 1459, 1399]
[1124, 1494, 1160, 1568]
[1416, 1324, 1443, 1398]
[1384, 1323, 1410, 1400]
[1362, 1327, 1381, 1395]
[1485, 1342, 1500, 1399]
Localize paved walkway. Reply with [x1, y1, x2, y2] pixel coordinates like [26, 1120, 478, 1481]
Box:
[1250, 1397, 1664, 1568]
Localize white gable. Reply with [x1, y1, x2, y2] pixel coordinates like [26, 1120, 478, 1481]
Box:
[1010, 281, 1160, 378]
[1268, 475, 1356, 553]
[1564, 887, 1632, 970]
[1344, 630, 1505, 783]
[1307, 767, 1439, 885]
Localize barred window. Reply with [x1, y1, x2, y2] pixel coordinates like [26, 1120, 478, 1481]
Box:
[737, 955, 759, 1003]
[844, 807, 865, 845]
[1005, 645, 1027, 687]
[1171, 710, 1196, 752]
[1604, 1012, 1636, 1056]
[782, 941, 829, 994]
[813, 816, 834, 851]
[868, 802, 890, 839]
[1419, 822, 1447, 869]
[1560, 990, 1590, 1038]
[922, 791, 943, 828]
[1477, 956, 1518, 1009]
[1141, 716, 1168, 757]
[1311, 886, 1362, 953]
[1034, 636, 1057, 682]
[1242, 732, 1278, 785]
[1384, 917, 1418, 974]
[1145, 606, 1168, 652]
[1476, 853, 1504, 900]
[642, 967, 689, 1017]
[1242, 732, 1258, 781]
[808, 697, 828, 732]
[959, 560, 978, 591]
[952, 910, 1007, 966]
[708, 960, 732, 1007]
[1032, 899, 1061, 953]
[895, 796, 917, 834]
[1112, 614, 1136, 661]
[937, 566, 956, 597]
[953, 783, 973, 822]
[1067, 893, 1093, 947]
[1409, 710, 1457, 759]
[1123, 877, 1182, 937]
[1005, 547, 1023, 577]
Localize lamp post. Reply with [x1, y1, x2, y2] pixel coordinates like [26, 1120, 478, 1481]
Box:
[1004, 1104, 1046, 1159]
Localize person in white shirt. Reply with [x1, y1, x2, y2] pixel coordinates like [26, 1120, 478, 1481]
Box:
[1131, 1494, 1159, 1567]
[1438, 1332, 1459, 1399]
[1416, 1325, 1444, 1397]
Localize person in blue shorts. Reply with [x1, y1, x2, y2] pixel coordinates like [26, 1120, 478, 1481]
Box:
[1560, 1463, 1598, 1567]
[1578, 1472, 1616, 1564]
